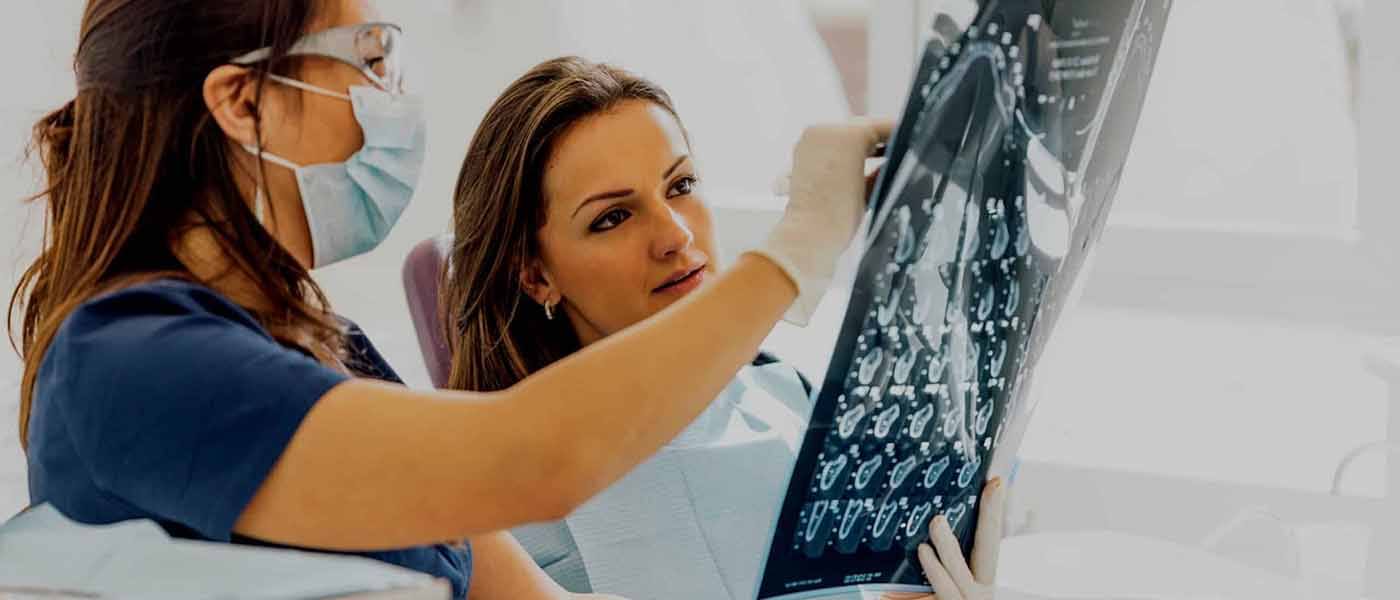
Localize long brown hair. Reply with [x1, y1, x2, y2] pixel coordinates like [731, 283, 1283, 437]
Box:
[8, 0, 347, 449]
[445, 56, 687, 392]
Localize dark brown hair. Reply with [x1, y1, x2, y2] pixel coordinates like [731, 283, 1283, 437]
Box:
[445, 56, 687, 392]
[8, 0, 346, 448]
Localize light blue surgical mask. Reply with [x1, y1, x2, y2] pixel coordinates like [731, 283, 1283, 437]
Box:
[244, 74, 426, 268]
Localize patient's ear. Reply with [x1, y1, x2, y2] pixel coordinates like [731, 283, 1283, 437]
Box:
[518, 259, 557, 306]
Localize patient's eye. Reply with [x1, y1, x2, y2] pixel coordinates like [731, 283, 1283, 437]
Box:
[668, 175, 698, 198]
[590, 208, 632, 232]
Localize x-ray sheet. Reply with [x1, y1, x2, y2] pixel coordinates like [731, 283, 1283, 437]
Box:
[757, 1, 1171, 597]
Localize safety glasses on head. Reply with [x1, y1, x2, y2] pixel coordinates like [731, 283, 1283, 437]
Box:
[231, 22, 405, 93]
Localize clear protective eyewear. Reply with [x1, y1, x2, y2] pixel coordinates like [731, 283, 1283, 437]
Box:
[231, 22, 405, 94]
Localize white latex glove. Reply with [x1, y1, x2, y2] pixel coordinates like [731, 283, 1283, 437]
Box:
[883, 477, 1007, 600]
[746, 118, 893, 325]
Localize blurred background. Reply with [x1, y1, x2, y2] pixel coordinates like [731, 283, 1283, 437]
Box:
[1, 0, 1389, 595]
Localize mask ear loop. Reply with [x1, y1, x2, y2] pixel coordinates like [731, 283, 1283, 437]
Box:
[239, 74, 340, 228]
[266, 73, 353, 101]
[238, 72, 349, 224]
[242, 142, 298, 226]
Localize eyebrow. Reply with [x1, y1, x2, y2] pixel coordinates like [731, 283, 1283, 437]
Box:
[572, 189, 633, 218]
[570, 155, 692, 218]
[661, 154, 689, 181]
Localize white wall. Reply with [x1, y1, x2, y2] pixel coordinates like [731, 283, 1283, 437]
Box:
[0, 0, 85, 516]
[1025, 0, 1373, 493]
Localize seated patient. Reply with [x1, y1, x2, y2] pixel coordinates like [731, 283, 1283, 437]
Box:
[444, 56, 808, 598]
[445, 57, 1000, 600]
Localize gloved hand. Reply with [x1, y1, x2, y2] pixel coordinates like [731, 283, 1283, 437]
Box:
[746, 118, 893, 325]
[882, 477, 1007, 600]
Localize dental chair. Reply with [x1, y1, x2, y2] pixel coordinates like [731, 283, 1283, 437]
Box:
[402, 236, 454, 390]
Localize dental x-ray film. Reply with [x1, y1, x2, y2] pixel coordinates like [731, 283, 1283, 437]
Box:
[757, 1, 1172, 597]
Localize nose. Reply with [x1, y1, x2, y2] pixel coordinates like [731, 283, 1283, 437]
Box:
[650, 204, 695, 260]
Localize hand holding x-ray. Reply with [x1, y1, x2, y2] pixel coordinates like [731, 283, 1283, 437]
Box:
[751, 118, 894, 326]
[882, 478, 1006, 600]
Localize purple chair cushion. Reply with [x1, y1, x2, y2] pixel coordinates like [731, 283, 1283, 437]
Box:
[401, 236, 596, 589]
[402, 235, 454, 388]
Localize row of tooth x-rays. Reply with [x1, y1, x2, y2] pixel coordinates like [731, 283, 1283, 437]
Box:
[757, 1, 1173, 596]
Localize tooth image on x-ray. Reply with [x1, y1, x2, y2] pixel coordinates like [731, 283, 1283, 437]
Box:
[837, 500, 870, 555]
[957, 455, 982, 489]
[890, 455, 920, 492]
[989, 339, 1008, 376]
[894, 351, 918, 385]
[909, 403, 936, 439]
[854, 455, 884, 492]
[800, 500, 838, 559]
[838, 404, 867, 439]
[975, 403, 994, 436]
[874, 404, 902, 439]
[858, 348, 884, 385]
[927, 352, 947, 382]
[878, 274, 908, 327]
[905, 502, 934, 541]
[820, 453, 851, 493]
[870, 500, 902, 551]
[840, 405, 862, 436]
[990, 215, 1011, 260]
[945, 502, 969, 531]
[923, 456, 951, 489]
[976, 284, 995, 321]
[942, 403, 963, 439]
[759, 1, 1171, 595]
[805, 501, 829, 541]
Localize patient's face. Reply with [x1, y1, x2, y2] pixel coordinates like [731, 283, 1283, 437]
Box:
[536, 99, 718, 346]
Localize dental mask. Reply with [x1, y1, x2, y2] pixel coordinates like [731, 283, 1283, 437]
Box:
[244, 74, 426, 268]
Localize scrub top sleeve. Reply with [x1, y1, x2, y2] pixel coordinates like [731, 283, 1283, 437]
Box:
[44, 282, 351, 541]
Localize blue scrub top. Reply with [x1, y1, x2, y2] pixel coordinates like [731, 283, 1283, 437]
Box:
[26, 279, 472, 599]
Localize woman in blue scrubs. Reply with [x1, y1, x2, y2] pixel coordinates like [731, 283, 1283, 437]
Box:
[11, 0, 889, 598]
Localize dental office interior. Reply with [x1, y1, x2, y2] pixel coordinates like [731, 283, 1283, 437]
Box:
[1, 0, 1396, 598]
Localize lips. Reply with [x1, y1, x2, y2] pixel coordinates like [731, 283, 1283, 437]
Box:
[653, 265, 706, 294]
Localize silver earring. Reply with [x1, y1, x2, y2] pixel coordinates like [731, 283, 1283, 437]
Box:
[544, 300, 556, 321]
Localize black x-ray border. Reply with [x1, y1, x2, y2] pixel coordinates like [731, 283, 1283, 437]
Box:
[756, 1, 1173, 597]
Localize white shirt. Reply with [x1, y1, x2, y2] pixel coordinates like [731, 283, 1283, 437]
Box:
[565, 361, 816, 599]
